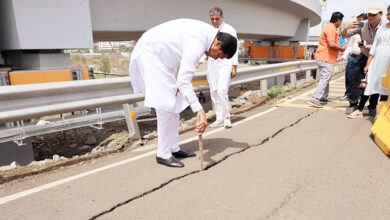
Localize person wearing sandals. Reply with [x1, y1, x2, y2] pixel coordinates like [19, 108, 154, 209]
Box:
[348, 5, 390, 119]
[342, 4, 383, 115]
[308, 12, 346, 108]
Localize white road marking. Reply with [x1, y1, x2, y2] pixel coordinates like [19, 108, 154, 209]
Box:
[0, 151, 156, 205]
[0, 76, 346, 205]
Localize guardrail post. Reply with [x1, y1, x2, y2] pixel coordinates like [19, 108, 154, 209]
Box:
[5, 122, 14, 129]
[122, 103, 141, 140]
[0, 72, 9, 86]
[290, 73, 297, 88]
[260, 80, 268, 96]
[305, 70, 311, 82]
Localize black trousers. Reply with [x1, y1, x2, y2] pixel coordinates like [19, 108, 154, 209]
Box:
[349, 54, 370, 107]
[358, 94, 388, 111]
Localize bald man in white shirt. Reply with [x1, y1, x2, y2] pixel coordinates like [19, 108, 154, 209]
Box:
[198, 7, 239, 129]
[130, 19, 237, 167]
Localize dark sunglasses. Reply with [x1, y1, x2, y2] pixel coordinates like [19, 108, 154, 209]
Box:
[368, 13, 378, 17]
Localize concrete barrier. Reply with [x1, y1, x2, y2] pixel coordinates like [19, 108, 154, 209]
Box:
[371, 64, 390, 155]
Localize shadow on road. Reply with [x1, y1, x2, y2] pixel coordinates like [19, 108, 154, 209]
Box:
[179, 138, 248, 165]
[230, 116, 245, 123]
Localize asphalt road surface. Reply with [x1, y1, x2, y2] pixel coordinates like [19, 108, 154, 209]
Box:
[1, 76, 389, 220]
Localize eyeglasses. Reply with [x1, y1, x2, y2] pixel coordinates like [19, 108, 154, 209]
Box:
[368, 13, 378, 17]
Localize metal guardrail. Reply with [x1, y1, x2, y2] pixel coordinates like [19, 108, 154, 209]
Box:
[0, 60, 346, 143]
[0, 78, 143, 123]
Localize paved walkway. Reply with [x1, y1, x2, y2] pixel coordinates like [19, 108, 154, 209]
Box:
[1, 76, 389, 219]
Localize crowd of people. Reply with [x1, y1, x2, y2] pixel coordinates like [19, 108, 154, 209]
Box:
[309, 4, 390, 121]
[129, 4, 390, 168]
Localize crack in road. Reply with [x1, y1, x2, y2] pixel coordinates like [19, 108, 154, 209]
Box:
[261, 185, 303, 220]
[90, 110, 318, 219]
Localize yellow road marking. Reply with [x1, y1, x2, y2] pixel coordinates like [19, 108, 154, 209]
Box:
[329, 85, 346, 88]
[307, 92, 345, 97]
[296, 97, 348, 103]
[329, 82, 345, 85]
[325, 88, 346, 92]
[276, 103, 345, 111]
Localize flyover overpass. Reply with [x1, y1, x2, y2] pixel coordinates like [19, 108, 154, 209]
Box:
[90, 0, 322, 41]
[0, 0, 321, 70]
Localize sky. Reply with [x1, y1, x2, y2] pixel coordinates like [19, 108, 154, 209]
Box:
[309, 0, 390, 36]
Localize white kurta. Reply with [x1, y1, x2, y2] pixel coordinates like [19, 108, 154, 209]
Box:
[129, 19, 218, 159]
[364, 25, 390, 96]
[201, 22, 239, 90]
[200, 22, 238, 121]
[130, 19, 218, 114]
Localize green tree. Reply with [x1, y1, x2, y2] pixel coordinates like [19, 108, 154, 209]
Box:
[119, 45, 127, 52]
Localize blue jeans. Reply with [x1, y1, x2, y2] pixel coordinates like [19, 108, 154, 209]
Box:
[344, 55, 356, 97]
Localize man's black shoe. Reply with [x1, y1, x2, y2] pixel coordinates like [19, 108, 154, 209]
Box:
[156, 156, 184, 168]
[172, 150, 196, 158]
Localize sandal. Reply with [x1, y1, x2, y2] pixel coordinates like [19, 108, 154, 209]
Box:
[347, 110, 363, 119]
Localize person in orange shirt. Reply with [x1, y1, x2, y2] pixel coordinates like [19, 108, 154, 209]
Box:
[309, 12, 346, 108]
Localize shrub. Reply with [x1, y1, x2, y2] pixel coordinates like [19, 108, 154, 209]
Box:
[267, 86, 286, 98]
[99, 56, 111, 73]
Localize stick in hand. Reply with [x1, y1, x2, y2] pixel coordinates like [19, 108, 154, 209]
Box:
[197, 114, 204, 170]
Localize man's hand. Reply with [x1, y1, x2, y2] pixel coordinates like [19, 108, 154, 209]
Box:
[363, 45, 372, 50]
[346, 21, 359, 29]
[231, 68, 237, 79]
[196, 109, 207, 135]
[340, 45, 347, 52]
[364, 65, 369, 74]
[196, 62, 202, 69]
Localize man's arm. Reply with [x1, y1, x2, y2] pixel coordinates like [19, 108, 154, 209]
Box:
[176, 39, 207, 134]
[325, 26, 345, 52]
[228, 25, 239, 79]
[341, 21, 360, 38]
[342, 46, 351, 60]
[231, 65, 237, 78]
[328, 40, 346, 52]
[196, 54, 207, 68]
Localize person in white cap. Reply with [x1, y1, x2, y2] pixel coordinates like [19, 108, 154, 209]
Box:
[342, 3, 384, 118]
[197, 7, 239, 129]
[130, 19, 237, 167]
[348, 5, 390, 119]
